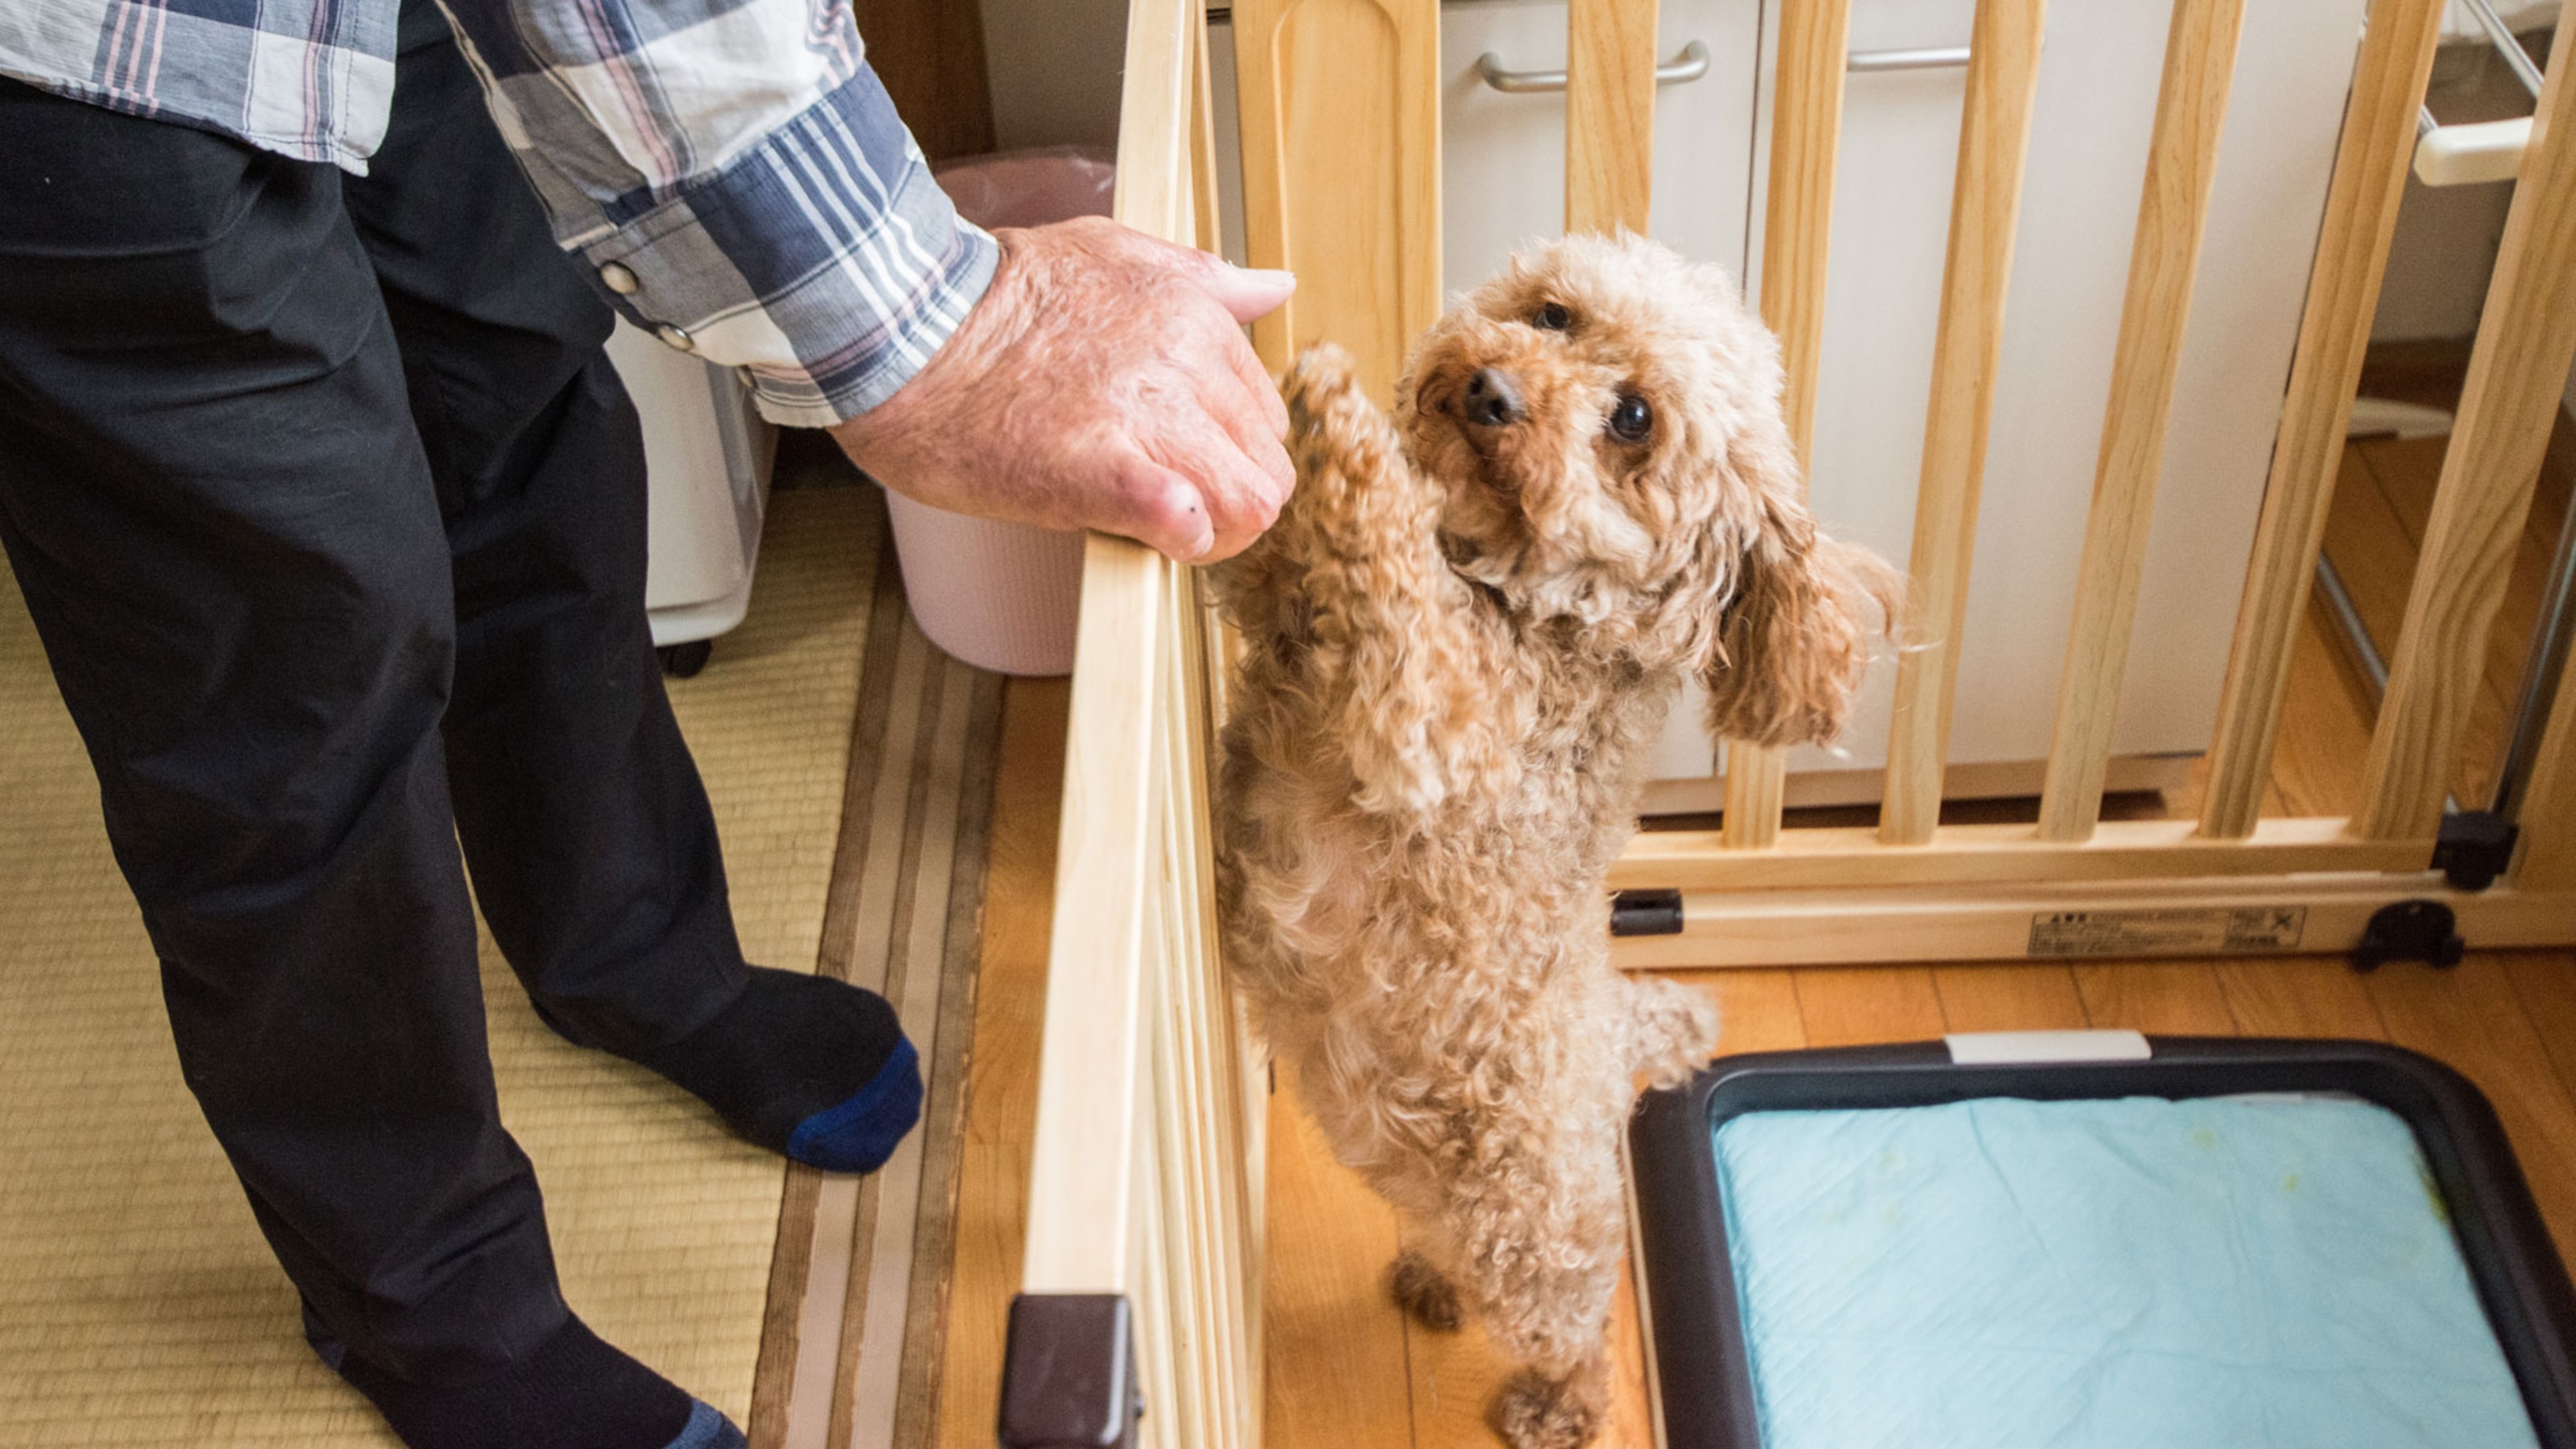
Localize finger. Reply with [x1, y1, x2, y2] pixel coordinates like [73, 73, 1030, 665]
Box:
[1095, 453, 1218, 562]
[1106, 226, 1297, 325]
[1148, 413, 1286, 562]
[1193, 363, 1293, 516]
[1200, 262, 1296, 325]
[1217, 320, 1291, 439]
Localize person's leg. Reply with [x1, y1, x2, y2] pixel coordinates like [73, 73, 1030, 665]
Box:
[0, 79, 728, 1449]
[339, 0, 918, 1173]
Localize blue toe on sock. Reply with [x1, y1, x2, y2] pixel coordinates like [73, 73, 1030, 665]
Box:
[784, 1036, 922, 1174]
[667, 1399, 746, 1449]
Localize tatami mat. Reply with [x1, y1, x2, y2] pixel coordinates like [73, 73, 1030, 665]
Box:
[0, 486, 881, 1444]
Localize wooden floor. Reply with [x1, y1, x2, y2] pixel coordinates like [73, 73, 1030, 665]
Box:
[929, 400, 2576, 1448]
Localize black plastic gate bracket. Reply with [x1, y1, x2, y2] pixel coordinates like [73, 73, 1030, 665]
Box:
[999, 1294, 1142, 1449]
[2352, 900, 2466, 973]
[2432, 811, 2520, 892]
[1611, 887, 1686, 937]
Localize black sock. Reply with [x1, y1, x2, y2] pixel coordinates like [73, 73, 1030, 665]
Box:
[327, 1314, 742, 1449]
[627, 965, 920, 1174]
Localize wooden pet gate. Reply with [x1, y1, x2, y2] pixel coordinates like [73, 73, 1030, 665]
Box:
[998, 0, 2576, 1442]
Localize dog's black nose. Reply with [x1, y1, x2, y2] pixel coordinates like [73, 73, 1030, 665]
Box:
[1461, 367, 1524, 428]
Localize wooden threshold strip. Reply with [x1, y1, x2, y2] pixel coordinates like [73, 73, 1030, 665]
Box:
[1611, 876, 2576, 970]
[1610, 815, 2432, 892]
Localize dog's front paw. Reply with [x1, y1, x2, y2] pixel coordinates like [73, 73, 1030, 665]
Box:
[1627, 975, 1720, 1089]
[1387, 1250, 1463, 1332]
[1282, 343, 1363, 427]
[1488, 1368, 1604, 1449]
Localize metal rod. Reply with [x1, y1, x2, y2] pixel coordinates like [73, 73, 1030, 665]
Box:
[2461, 0, 2547, 100]
[1475, 38, 1710, 94]
[2494, 500, 2576, 816]
[1849, 44, 1973, 73]
[2316, 552, 2391, 695]
[2318, 551, 2465, 815]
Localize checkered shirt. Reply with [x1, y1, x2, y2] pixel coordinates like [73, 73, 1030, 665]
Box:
[0, 0, 995, 424]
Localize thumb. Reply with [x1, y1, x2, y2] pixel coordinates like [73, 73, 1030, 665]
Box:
[1199, 262, 1296, 325]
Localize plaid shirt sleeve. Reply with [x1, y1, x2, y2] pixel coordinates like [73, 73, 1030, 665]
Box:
[437, 0, 997, 426]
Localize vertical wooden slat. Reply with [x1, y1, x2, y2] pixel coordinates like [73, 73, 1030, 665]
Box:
[2034, 0, 2248, 841]
[1020, 0, 1193, 1299]
[1722, 0, 1852, 850]
[1878, 0, 2052, 845]
[1564, 0, 1659, 234]
[2195, 0, 2449, 839]
[1176, 587, 1263, 1448]
[2358, 0, 2576, 840]
[1230, 0, 1442, 398]
[1191, 0, 1223, 257]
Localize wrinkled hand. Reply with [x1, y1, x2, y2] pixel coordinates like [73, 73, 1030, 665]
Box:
[830, 216, 1296, 563]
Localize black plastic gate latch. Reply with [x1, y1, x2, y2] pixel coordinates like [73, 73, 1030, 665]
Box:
[1611, 888, 1685, 937]
[999, 1294, 1143, 1449]
[2432, 811, 2519, 892]
[2351, 900, 2465, 973]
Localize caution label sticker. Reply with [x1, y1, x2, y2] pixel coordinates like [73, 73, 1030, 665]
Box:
[2027, 906, 2306, 958]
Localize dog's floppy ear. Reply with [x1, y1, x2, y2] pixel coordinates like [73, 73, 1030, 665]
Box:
[1697, 496, 1902, 752]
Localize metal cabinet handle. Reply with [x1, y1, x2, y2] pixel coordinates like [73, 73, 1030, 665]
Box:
[1475, 38, 1710, 95]
[1848, 45, 1971, 72]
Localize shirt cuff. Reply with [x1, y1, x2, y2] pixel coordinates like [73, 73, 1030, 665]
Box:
[567, 66, 999, 428]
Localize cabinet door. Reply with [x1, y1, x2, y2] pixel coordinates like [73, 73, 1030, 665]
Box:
[1441, 0, 1764, 288]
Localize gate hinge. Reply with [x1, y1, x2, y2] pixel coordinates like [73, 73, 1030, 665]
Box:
[999, 1294, 1143, 1449]
[1611, 888, 1685, 937]
[2432, 812, 2519, 891]
[2352, 900, 2465, 973]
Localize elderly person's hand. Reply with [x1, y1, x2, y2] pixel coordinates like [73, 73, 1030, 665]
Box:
[830, 216, 1295, 564]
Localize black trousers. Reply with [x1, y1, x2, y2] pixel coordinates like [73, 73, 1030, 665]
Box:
[0, 3, 751, 1386]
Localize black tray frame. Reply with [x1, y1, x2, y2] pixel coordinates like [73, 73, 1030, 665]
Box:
[1628, 1036, 2576, 1449]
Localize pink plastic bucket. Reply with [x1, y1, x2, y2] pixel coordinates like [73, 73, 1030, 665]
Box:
[878, 148, 1116, 677]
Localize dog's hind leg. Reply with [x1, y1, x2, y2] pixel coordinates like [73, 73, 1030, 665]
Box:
[1386, 1247, 1464, 1331]
[1444, 1130, 1628, 1448]
[1489, 1357, 1612, 1449]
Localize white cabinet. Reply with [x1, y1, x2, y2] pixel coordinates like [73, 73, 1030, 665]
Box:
[1208, 0, 2367, 811]
[611, 319, 776, 649]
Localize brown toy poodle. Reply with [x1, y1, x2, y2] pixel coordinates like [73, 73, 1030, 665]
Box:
[1210, 232, 1898, 1448]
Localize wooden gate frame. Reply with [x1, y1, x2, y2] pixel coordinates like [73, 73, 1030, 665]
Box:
[1003, 0, 2576, 1440]
[1617, 0, 2576, 966]
[1225, 0, 2576, 970]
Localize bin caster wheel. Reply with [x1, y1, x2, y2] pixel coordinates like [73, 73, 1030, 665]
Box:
[657, 640, 712, 679]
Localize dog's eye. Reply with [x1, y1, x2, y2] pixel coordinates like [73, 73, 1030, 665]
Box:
[1607, 393, 1653, 443]
[1533, 301, 1573, 331]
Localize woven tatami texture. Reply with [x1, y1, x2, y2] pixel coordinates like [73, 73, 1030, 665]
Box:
[0, 487, 879, 1445]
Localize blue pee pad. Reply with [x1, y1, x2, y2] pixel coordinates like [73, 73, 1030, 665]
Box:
[1713, 1096, 2541, 1449]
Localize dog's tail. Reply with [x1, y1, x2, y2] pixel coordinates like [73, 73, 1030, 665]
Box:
[1623, 976, 1720, 1090]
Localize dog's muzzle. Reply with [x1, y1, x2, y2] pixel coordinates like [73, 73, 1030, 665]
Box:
[1461, 367, 1524, 429]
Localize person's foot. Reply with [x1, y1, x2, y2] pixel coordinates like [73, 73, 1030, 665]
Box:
[320, 1314, 744, 1449]
[626, 965, 922, 1174]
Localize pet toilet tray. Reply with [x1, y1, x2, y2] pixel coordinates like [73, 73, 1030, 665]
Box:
[1630, 1033, 2576, 1449]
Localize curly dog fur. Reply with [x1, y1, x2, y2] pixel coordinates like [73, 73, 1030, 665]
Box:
[1210, 233, 1896, 1446]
